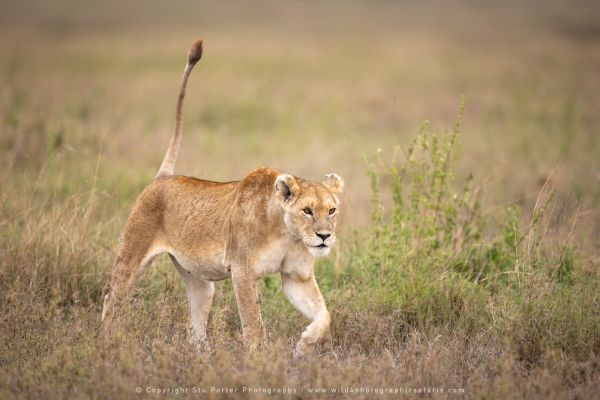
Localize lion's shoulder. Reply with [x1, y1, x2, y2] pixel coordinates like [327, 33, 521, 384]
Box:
[234, 167, 282, 196]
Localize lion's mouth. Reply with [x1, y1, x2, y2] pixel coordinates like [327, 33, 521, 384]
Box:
[313, 244, 328, 249]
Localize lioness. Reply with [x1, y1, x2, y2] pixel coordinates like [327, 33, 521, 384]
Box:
[101, 39, 343, 356]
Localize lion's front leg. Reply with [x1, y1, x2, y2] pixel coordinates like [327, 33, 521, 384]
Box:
[281, 271, 331, 357]
[231, 266, 265, 351]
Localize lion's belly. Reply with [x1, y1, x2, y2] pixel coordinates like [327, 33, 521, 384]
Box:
[170, 248, 230, 281]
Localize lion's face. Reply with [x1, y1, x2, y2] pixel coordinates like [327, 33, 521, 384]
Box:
[275, 173, 344, 257]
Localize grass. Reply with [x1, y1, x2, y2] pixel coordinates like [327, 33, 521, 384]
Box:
[1, 109, 598, 399]
[1, 1, 600, 398]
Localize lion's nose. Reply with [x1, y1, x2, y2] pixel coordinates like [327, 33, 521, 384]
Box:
[316, 232, 331, 241]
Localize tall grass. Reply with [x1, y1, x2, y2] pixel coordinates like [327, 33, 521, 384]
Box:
[1, 108, 599, 398]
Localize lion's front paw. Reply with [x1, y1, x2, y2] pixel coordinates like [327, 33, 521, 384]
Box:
[293, 338, 316, 358]
[188, 331, 211, 355]
[197, 339, 212, 356]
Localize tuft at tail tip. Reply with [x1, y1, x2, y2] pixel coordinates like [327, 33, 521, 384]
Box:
[188, 38, 203, 66]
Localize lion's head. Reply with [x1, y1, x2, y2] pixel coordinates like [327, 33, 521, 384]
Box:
[275, 173, 344, 256]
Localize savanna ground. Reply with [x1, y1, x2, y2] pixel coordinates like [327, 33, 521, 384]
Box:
[1, 0, 600, 398]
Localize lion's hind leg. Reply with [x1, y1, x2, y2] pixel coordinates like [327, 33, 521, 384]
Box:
[169, 255, 215, 352]
[101, 219, 165, 329]
[101, 248, 164, 329]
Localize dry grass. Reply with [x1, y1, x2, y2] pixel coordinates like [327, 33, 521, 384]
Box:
[1, 1, 600, 398]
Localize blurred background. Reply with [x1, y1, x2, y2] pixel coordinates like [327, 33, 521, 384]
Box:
[2, 3, 600, 397]
[1, 0, 599, 243]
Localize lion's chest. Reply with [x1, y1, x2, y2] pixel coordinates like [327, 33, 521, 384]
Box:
[252, 238, 292, 278]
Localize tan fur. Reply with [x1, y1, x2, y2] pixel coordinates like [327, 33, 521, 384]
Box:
[102, 39, 344, 356]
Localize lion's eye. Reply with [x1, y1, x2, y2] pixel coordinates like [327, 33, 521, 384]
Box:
[303, 207, 313, 215]
[329, 208, 336, 215]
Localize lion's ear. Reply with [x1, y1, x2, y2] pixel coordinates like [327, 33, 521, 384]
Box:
[275, 174, 300, 206]
[323, 173, 344, 195]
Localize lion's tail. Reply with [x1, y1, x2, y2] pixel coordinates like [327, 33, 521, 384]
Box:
[155, 38, 203, 179]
